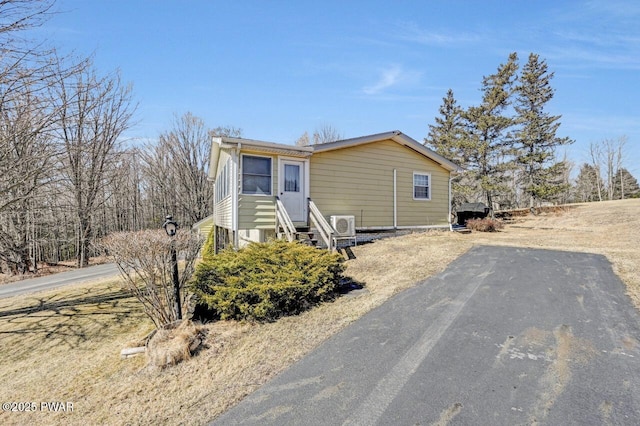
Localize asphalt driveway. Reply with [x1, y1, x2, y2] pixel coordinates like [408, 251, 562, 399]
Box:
[0, 263, 119, 298]
[212, 245, 640, 425]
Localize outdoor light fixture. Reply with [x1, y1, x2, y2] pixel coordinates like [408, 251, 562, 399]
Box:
[163, 215, 178, 237]
[162, 215, 182, 320]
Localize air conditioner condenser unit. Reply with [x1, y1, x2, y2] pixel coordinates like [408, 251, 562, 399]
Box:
[330, 215, 356, 237]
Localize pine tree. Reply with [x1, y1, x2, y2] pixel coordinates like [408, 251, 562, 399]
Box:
[513, 53, 573, 208]
[426, 89, 466, 163]
[574, 163, 604, 202]
[613, 168, 640, 199]
[425, 89, 474, 205]
[462, 52, 519, 211]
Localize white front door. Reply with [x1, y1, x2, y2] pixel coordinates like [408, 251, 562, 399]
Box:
[279, 159, 306, 222]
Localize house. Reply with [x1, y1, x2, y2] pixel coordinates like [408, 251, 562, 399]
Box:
[201, 130, 461, 251]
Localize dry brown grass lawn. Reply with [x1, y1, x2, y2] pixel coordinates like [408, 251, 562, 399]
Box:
[0, 199, 638, 425]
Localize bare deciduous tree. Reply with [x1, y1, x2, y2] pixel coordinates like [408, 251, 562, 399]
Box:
[0, 0, 53, 39]
[312, 124, 342, 144]
[588, 142, 604, 201]
[296, 124, 343, 146]
[0, 81, 57, 273]
[1, 0, 58, 217]
[0, 0, 82, 274]
[54, 64, 136, 267]
[142, 113, 241, 228]
[210, 125, 242, 139]
[295, 131, 310, 147]
[588, 137, 627, 201]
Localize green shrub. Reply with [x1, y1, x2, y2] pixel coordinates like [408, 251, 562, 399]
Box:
[190, 240, 345, 322]
[201, 227, 216, 261]
[466, 217, 504, 232]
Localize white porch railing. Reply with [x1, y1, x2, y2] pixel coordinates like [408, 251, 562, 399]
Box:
[308, 198, 335, 251]
[276, 197, 337, 251]
[275, 196, 296, 242]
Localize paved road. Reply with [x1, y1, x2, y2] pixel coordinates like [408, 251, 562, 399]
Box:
[0, 263, 120, 298]
[212, 245, 640, 425]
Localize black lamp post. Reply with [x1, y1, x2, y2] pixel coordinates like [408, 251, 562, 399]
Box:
[163, 215, 182, 321]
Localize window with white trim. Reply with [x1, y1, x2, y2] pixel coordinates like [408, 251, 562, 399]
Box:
[413, 172, 431, 200]
[242, 155, 272, 195]
[215, 158, 231, 202]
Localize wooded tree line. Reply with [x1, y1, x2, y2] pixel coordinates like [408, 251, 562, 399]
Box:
[0, 0, 237, 274]
[425, 52, 638, 211]
[573, 137, 639, 202]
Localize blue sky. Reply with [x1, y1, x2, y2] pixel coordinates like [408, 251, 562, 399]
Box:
[40, 0, 639, 174]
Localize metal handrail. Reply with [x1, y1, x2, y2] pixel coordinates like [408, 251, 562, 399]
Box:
[308, 198, 335, 251]
[275, 197, 296, 242]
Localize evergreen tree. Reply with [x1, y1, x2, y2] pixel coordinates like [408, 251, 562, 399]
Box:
[425, 89, 474, 206]
[513, 53, 573, 207]
[426, 89, 466, 163]
[462, 52, 519, 210]
[574, 163, 604, 202]
[613, 168, 640, 199]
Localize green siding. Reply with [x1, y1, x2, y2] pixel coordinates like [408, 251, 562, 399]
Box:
[310, 139, 450, 228]
[213, 150, 233, 229]
[238, 196, 277, 229]
[238, 152, 278, 230]
[215, 196, 233, 229]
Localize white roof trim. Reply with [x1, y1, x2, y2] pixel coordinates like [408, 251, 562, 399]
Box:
[209, 131, 462, 180]
[208, 136, 312, 180]
[208, 138, 222, 181]
[220, 136, 313, 155]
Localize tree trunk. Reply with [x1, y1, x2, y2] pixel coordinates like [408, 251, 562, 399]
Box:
[77, 218, 91, 267]
[486, 192, 494, 217]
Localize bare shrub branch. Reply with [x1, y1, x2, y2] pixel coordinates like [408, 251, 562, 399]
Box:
[101, 229, 203, 328]
[466, 217, 504, 232]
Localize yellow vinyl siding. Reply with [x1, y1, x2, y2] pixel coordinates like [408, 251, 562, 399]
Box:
[310, 139, 449, 228]
[396, 167, 449, 226]
[238, 152, 278, 229]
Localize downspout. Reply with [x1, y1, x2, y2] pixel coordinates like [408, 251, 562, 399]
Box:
[393, 168, 397, 229]
[232, 143, 241, 248]
[448, 172, 453, 231]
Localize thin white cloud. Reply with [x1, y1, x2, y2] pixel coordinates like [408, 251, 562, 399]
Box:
[554, 29, 640, 50]
[585, 0, 640, 18]
[394, 22, 482, 46]
[547, 43, 640, 70]
[544, 0, 640, 70]
[362, 65, 422, 96]
[363, 66, 402, 95]
[563, 112, 640, 135]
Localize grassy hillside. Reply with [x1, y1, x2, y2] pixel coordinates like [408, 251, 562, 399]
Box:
[0, 199, 637, 425]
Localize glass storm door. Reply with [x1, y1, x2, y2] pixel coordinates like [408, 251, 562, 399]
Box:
[279, 159, 306, 222]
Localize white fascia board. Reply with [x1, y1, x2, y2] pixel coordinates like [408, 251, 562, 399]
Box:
[208, 137, 223, 181]
[220, 137, 313, 156]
